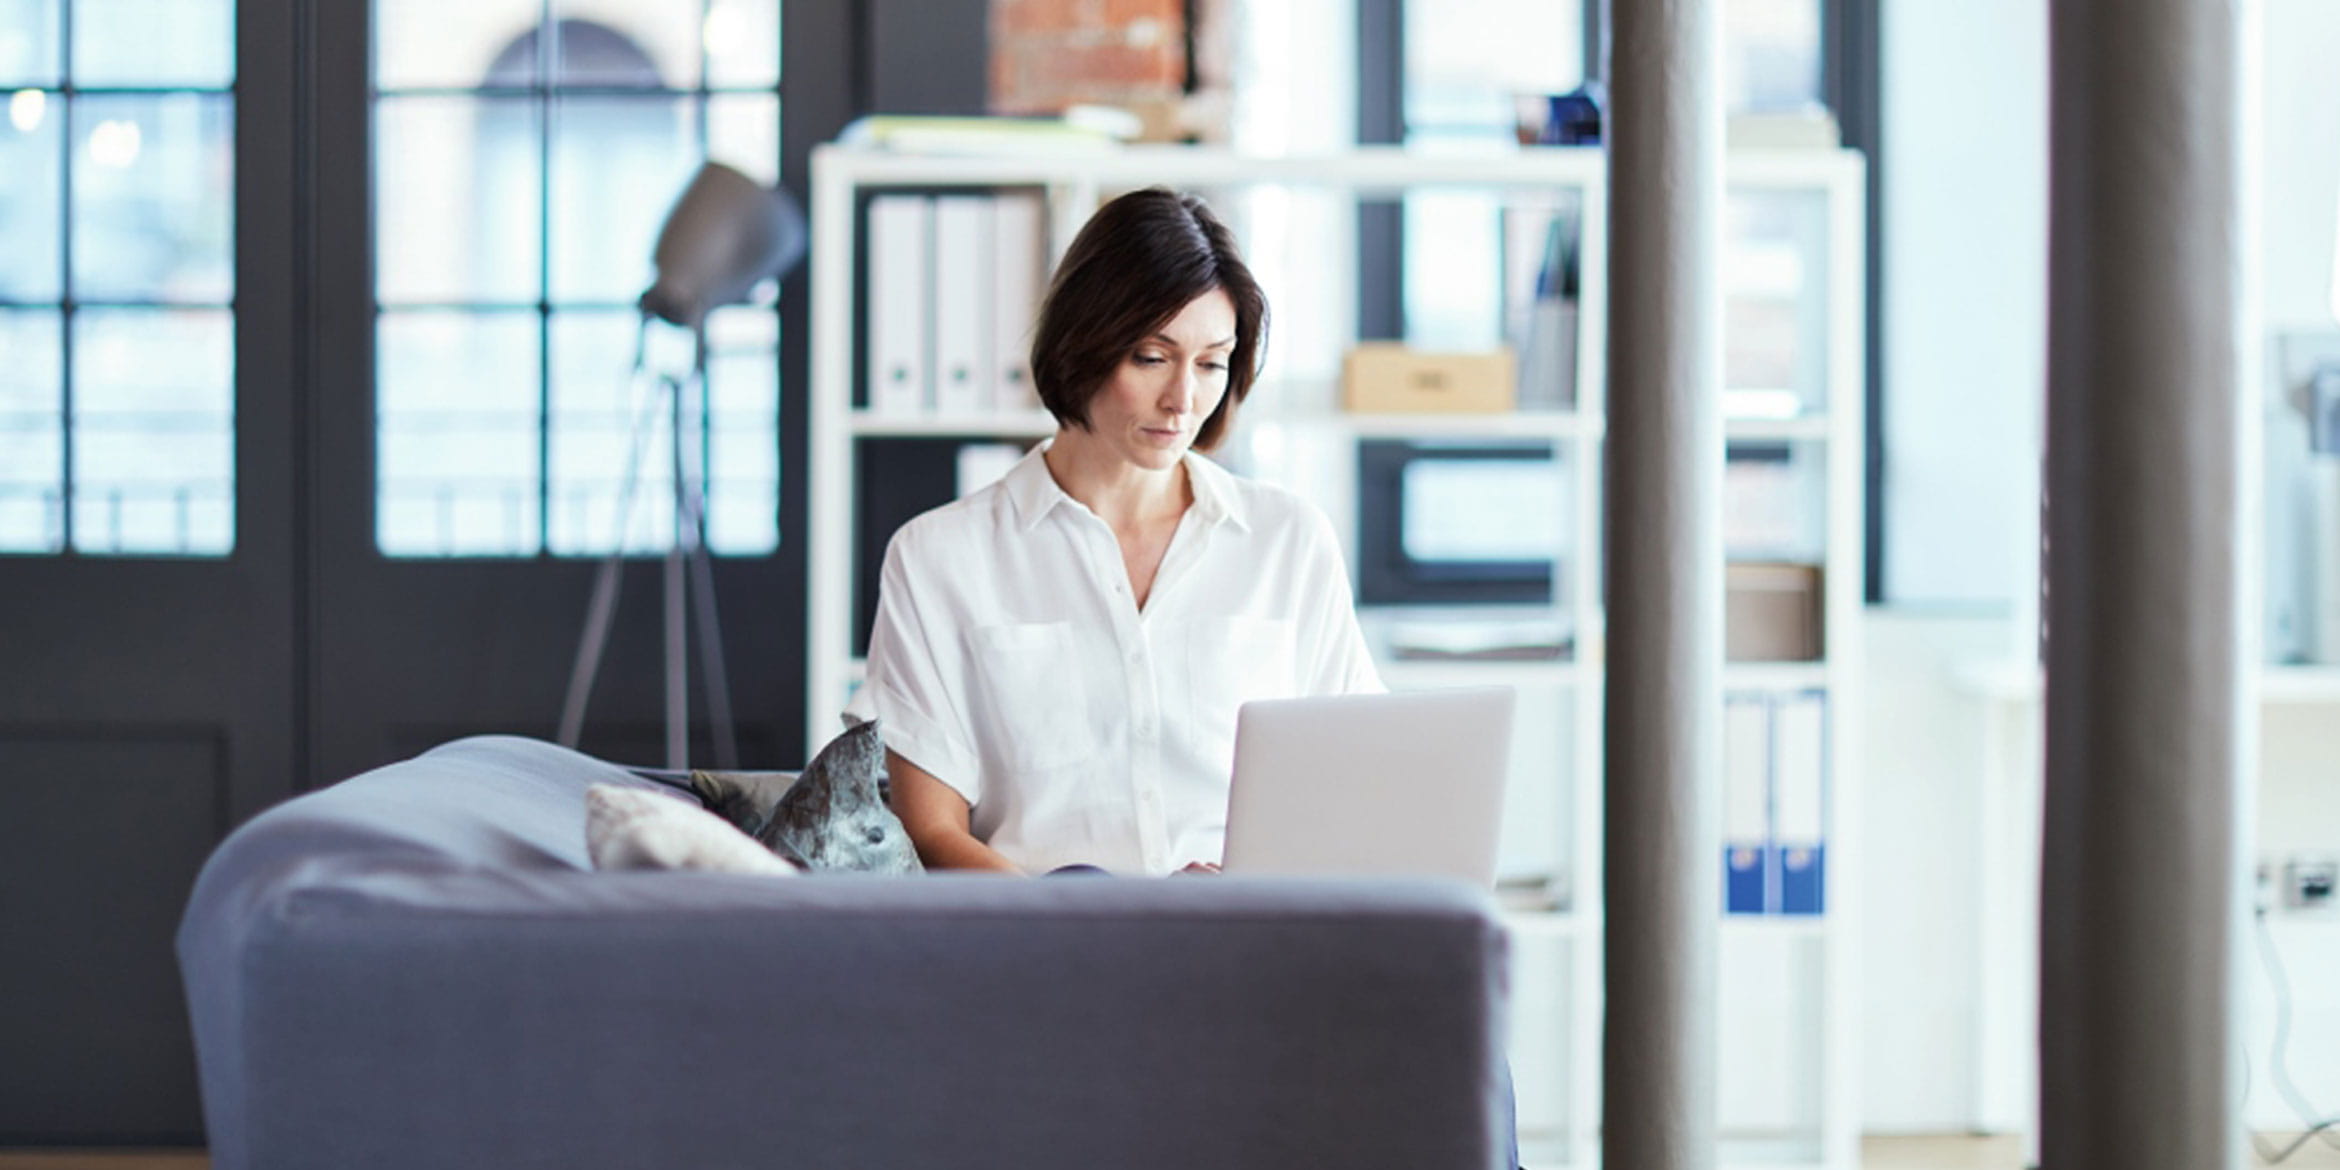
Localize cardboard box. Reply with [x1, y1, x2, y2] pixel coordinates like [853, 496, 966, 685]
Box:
[1342, 344, 1517, 413]
[1726, 561, 1824, 662]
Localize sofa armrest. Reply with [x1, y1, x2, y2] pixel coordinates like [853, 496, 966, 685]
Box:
[202, 871, 1510, 1170]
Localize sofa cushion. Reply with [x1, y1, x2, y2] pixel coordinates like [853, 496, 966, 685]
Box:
[585, 784, 797, 876]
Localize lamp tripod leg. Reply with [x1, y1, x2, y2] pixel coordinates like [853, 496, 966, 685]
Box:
[560, 333, 664, 751]
[558, 554, 626, 750]
[684, 493, 738, 770]
[664, 536, 687, 770]
[676, 330, 737, 769]
[665, 365, 690, 771]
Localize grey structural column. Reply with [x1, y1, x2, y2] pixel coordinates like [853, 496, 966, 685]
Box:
[1602, 1, 1722, 1169]
[2040, 2, 2241, 1169]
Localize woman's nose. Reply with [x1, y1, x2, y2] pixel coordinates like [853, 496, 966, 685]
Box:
[1160, 368, 1198, 413]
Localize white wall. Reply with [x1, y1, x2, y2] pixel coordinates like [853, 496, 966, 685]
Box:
[2258, 1, 2340, 333]
[2243, 0, 2338, 1069]
[1879, 0, 2046, 608]
[1853, 610, 2002, 1132]
[1868, 0, 2047, 1124]
[2250, 704, 2340, 1139]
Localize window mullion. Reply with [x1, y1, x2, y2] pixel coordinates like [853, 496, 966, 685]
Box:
[57, 0, 75, 552]
[536, 0, 556, 556]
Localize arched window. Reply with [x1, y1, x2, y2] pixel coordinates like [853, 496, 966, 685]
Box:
[374, 2, 783, 558]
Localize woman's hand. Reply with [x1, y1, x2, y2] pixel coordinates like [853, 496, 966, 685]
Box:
[1173, 861, 1222, 876]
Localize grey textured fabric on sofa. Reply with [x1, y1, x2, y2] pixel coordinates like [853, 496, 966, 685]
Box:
[176, 735, 1513, 1170]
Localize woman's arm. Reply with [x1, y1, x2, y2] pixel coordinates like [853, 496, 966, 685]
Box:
[885, 749, 1024, 873]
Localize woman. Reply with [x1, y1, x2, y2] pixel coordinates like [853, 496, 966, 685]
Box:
[845, 187, 1382, 876]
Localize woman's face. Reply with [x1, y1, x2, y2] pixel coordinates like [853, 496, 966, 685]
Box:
[1080, 287, 1237, 472]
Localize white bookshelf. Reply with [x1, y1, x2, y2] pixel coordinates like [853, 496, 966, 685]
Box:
[806, 142, 1867, 1170]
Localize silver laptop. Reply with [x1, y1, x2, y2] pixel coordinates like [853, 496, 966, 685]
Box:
[1221, 687, 1516, 886]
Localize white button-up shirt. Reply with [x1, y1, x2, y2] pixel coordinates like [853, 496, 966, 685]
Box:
[844, 443, 1383, 875]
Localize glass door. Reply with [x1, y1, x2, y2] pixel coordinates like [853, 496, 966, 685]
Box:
[309, 0, 808, 785]
[0, 0, 299, 1143]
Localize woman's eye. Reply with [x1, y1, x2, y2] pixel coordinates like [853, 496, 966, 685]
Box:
[1133, 353, 1165, 366]
[1200, 361, 1228, 374]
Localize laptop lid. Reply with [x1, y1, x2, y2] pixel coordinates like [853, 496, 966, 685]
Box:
[1221, 687, 1516, 886]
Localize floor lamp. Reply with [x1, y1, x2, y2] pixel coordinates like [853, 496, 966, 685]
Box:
[558, 161, 806, 770]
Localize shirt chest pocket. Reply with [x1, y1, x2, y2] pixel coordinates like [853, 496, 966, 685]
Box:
[967, 621, 1097, 774]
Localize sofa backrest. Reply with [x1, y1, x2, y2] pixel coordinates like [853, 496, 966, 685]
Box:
[188, 737, 668, 907]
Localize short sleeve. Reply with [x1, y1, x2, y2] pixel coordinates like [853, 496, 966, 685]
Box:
[844, 531, 984, 804]
[1295, 506, 1386, 696]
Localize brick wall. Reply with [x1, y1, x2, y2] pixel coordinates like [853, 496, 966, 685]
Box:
[988, 0, 1188, 117]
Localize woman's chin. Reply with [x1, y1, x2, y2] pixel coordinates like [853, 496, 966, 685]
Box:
[1128, 446, 1187, 471]
[1104, 433, 1177, 466]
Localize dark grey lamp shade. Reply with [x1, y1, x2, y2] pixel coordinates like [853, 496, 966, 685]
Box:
[638, 161, 807, 329]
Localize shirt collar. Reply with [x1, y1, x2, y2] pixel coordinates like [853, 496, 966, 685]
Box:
[1180, 448, 1252, 532]
[1001, 442, 1069, 532]
[1002, 440, 1252, 534]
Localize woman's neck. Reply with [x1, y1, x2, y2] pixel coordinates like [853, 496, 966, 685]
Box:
[1043, 431, 1191, 531]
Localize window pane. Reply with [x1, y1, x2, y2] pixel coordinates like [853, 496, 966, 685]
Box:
[542, 309, 778, 557]
[1400, 0, 1827, 137]
[707, 92, 779, 186]
[0, 87, 62, 301]
[377, 310, 541, 556]
[546, 308, 689, 555]
[375, 0, 546, 90]
[71, 307, 233, 555]
[0, 309, 63, 553]
[0, 0, 62, 86]
[1404, 0, 1582, 136]
[71, 92, 233, 303]
[702, 0, 779, 89]
[705, 305, 776, 555]
[70, 0, 232, 88]
[1726, 0, 1824, 112]
[548, 95, 697, 303]
[1403, 180, 1506, 352]
[377, 95, 542, 306]
[550, 1, 701, 88]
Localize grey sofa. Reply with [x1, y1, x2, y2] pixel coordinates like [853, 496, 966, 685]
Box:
[176, 735, 1513, 1170]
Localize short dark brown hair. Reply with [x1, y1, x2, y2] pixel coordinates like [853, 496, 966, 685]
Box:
[1029, 188, 1267, 452]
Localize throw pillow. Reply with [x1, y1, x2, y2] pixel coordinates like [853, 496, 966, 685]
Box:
[584, 783, 798, 876]
[686, 768, 801, 841]
[748, 719, 923, 874]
